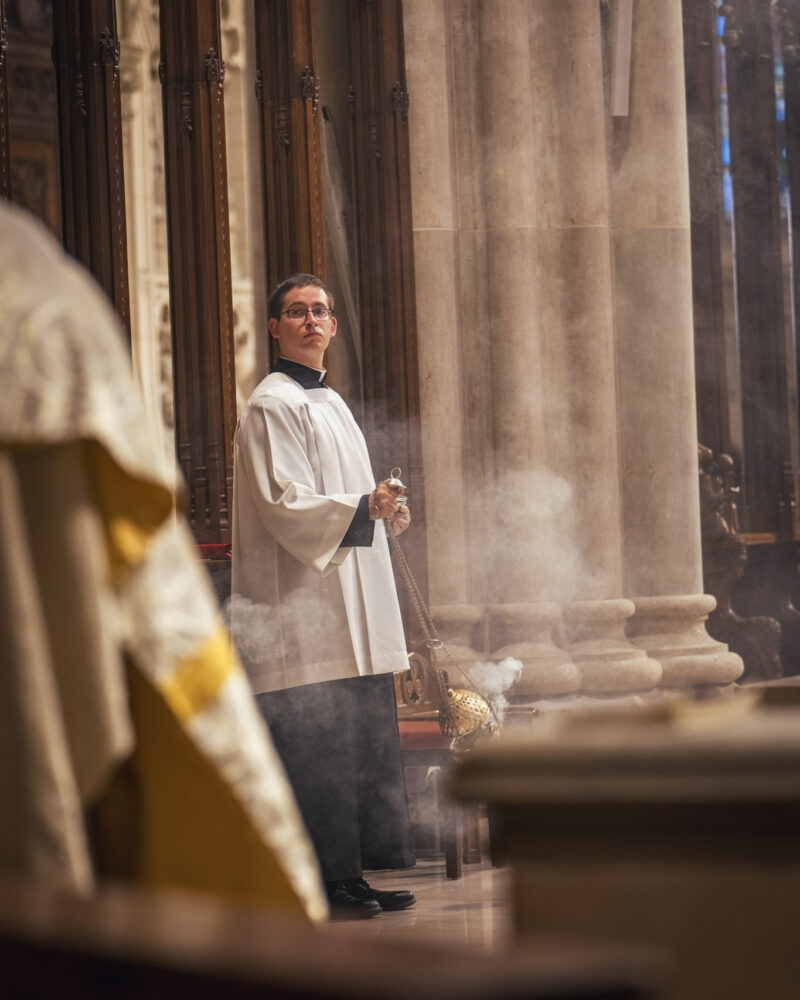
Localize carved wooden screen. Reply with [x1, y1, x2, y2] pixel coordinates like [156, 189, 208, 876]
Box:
[159, 0, 236, 545]
[0, 1, 9, 199]
[52, 0, 130, 341]
[347, 0, 428, 617]
[3, 3, 61, 232]
[254, 0, 324, 303]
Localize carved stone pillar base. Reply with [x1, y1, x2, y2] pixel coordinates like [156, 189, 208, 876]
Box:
[489, 602, 580, 698]
[562, 599, 663, 694]
[627, 595, 744, 688]
[429, 603, 485, 676]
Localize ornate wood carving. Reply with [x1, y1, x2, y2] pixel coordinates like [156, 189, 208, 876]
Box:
[204, 46, 223, 84]
[98, 24, 118, 66]
[347, 0, 429, 634]
[5, 8, 60, 232]
[699, 444, 783, 680]
[391, 79, 408, 123]
[51, 1, 130, 341]
[10, 61, 57, 118]
[0, 0, 10, 199]
[394, 652, 443, 720]
[732, 538, 800, 678]
[300, 63, 319, 113]
[178, 87, 192, 132]
[159, 0, 237, 544]
[10, 152, 49, 218]
[722, 0, 795, 537]
[253, 0, 325, 316]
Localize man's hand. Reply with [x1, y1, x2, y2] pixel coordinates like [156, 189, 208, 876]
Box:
[369, 482, 403, 520]
[389, 504, 411, 536]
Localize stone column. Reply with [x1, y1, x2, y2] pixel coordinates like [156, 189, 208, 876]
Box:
[475, 0, 578, 696]
[610, 2, 742, 686]
[403, 0, 485, 665]
[530, 0, 660, 695]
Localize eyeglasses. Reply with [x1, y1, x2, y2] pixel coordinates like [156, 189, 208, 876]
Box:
[281, 306, 334, 321]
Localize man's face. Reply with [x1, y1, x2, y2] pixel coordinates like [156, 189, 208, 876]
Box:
[268, 284, 337, 368]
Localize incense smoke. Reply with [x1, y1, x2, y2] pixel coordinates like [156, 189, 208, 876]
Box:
[466, 656, 523, 724]
[224, 588, 340, 694]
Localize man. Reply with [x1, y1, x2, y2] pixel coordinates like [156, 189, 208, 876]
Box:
[231, 274, 416, 919]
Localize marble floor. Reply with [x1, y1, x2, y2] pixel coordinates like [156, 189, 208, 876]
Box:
[323, 856, 513, 952]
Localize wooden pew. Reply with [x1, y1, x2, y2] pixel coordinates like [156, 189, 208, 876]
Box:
[394, 654, 473, 877]
[0, 876, 664, 1000]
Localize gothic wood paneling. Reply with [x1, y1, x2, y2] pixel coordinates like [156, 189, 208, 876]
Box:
[683, 0, 730, 455]
[6, 7, 60, 233]
[0, 0, 10, 199]
[253, 0, 324, 323]
[723, 0, 796, 538]
[52, 0, 130, 339]
[159, 0, 236, 544]
[347, 0, 428, 636]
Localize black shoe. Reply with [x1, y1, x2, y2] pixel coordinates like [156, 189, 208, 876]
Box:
[344, 878, 416, 912]
[325, 880, 382, 920]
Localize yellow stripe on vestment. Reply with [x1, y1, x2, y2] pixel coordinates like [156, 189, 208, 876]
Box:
[126, 661, 314, 918]
[159, 626, 237, 723]
[82, 440, 174, 583]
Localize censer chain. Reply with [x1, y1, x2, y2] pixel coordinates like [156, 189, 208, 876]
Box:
[387, 527, 500, 730]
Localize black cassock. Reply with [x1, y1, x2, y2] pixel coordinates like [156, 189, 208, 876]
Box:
[256, 672, 414, 882]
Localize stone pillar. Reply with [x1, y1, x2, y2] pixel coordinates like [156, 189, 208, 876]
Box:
[610, 2, 742, 686]
[119, 43, 164, 466]
[404, 0, 579, 691]
[403, 0, 469, 607]
[118, 17, 175, 484]
[530, 0, 660, 695]
[475, 0, 578, 696]
[403, 0, 486, 666]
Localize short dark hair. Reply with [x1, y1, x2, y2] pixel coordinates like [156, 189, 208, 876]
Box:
[267, 273, 335, 321]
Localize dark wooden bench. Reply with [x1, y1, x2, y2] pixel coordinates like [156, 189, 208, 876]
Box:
[394, 654, 482, 878]
[0, 876, 665, 1000]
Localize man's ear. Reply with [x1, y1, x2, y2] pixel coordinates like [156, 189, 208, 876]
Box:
[268, 317, 280, 339]
[328, 316, 337, 339]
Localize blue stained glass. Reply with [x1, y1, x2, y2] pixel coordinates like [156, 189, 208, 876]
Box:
[721, 136, 730, 167]
[723, 171, 733, 216]
[717, 14, 725, 38]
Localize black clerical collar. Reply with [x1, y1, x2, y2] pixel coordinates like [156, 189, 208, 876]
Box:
[274, 356, 328, 389]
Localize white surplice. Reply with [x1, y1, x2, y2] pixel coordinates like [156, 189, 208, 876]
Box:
[231, 372, 409, 694]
